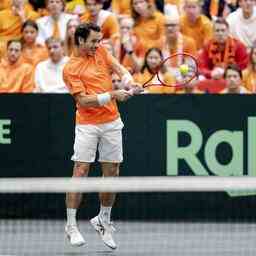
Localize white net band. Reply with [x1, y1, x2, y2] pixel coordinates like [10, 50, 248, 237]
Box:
[0, 176, 256, 193]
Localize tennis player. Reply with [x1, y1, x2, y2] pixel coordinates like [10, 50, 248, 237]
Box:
[63, 22, 141, 250]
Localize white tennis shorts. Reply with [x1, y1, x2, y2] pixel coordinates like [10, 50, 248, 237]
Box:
[71, 118, 124, 163]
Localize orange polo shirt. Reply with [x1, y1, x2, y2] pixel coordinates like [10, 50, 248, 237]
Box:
[63, 46, 120, 125]
[0, 58, 35, 93]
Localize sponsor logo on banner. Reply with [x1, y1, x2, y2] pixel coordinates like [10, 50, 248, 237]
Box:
[0, 119, 11, 144]
[166, 117, 256, 196]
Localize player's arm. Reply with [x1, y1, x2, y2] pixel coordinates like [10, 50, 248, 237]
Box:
[109, 54, 143, 93]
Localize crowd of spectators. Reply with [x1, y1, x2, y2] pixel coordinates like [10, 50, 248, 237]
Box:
[0, 0, 255, 94]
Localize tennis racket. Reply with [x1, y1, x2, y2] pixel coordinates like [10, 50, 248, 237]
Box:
[142, 53, 198, 92]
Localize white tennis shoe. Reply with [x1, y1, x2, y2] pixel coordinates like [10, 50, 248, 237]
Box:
[65, 225, 85, 247]
[90, 216, 117, 250]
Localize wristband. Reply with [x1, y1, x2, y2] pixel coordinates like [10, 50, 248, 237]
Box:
[97, 92, 111, 106]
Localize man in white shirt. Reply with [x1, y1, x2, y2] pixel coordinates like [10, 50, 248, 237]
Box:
[226, 0, 256, 49]
[36, 0, 76, 45]
[34, 37, 69, 93]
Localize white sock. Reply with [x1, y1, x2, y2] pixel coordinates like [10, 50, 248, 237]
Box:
[99, 206, 112, 223]
[66, 208, 77, 226]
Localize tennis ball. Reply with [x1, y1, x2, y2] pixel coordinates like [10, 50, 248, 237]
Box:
[179, 64, 189, 75]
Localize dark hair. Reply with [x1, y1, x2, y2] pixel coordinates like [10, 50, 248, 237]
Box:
[141, 47, 165, 74]
[224, 64, 242, 79]
[214, 17, 229, 28]
[21, 20, 38, 32]
[74, 22, 101, 46]
[7, 39, 22, 49]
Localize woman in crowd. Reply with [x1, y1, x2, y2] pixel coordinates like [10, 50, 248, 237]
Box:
[64, 17, 80, 56]
[134, 47, 175, 93]
[20, 20, 48, 68]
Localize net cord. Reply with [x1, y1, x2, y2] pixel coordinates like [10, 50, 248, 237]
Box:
[0, 176, 255, 193]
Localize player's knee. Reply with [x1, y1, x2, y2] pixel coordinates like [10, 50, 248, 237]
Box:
[105, 163, 120, 177]
[73, 162, 89, 177]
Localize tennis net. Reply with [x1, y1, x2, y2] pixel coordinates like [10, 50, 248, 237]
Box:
[0, 176, 256, 256]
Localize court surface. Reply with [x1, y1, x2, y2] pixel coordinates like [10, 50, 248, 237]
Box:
[0, 220, 255, 256]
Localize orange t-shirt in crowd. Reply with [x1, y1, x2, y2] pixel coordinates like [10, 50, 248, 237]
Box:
[21, 44, 48, 68]
[0, 58, 35, 93]
[180, 14, 213, 50]
[133, 11, 166, 52]
[63, 46, 120, 125]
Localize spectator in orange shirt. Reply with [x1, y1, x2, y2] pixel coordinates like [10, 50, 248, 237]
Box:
[20, 20, 48, 67]
[221, 64, 250, 93]
[131, 0, 166, 52]
[180, 0, 213, 50]
[0, 0, 39, 58]
[119, 16, 145, 74]
[134, 47, 175, 93]
[81, 0, 121, 57]
[64, 17, 80, 56]
[63, 22, 141, 249]
[243, 44, 256, 93]
[0, 39, 34, 93]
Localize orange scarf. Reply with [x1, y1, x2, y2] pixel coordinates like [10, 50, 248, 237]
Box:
[208, 37, 236, 68]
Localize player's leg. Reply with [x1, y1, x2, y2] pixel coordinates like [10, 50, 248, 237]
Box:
[65, 162, 90, 247]
[90, 163, 120, 250]
[90, 118, 123, 250]
[65, 124, 99, 247]
[99, 162, 120, 223]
